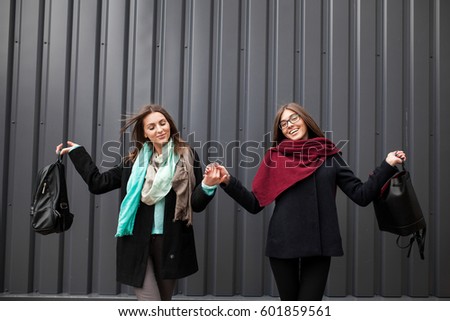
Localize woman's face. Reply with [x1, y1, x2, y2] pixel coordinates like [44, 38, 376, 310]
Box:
[279, 109, 308, 141]
[143, 112, 171, 153]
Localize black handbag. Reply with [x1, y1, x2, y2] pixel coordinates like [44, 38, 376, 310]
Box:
[30, 153, 74, 235]
[373, 163, 426, 259]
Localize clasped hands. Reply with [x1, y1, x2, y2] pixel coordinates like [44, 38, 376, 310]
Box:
[202, 163, 230, 187]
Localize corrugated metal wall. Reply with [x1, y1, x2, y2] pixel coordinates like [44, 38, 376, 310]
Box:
[0, 0, 449, 299]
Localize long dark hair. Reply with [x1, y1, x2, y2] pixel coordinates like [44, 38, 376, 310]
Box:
[121, 104, 189, 162]
[272, 102, 324, 147]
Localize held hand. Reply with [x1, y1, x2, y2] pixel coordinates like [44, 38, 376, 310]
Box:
[385, 150, 407, 167]
[202, 164, 222, 186]
[215, 164, 231, 185]
[203, 163, 230, 186]
[56, 141, 79, 156]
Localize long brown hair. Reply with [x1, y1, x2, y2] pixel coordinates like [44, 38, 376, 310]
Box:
[121, 104, 189, 162]
[272, 102, 324, 147]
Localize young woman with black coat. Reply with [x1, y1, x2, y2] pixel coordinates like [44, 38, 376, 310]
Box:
[57, 105, 217, 300]
[205, 102, 406, 301]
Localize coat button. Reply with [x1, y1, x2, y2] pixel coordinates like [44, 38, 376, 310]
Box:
[169, 254, 175, 259]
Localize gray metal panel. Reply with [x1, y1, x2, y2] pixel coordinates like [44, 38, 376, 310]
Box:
[404, 0, 430, 297]
[0, 0, 13, 294]
[378, 0, 404, 296]
[299, 0, 322, 122]
[126, 0, 156, 110]
[324, 0, 351, 297]
[207, 0, 241, 296]
[273, 0, 296, 104]
[6, 0, 43, 294]
[434, 0, 450, 297]
[350, 1, 384, 296]
[93, 0, 129, 295]
[64, 0, 101, 295]
[349, 0, 377, 297]
[1, 0, 449, 299]
[238, 0, 269, 296]
[158, 0, 185, 117]
[34, 0, 73, 294]
[181, 0, 213, 296]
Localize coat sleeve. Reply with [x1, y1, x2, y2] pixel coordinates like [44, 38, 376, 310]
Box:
[335, 154, 398, 206]
[220, 176, 264, 214]
[68, 146, 123, 194]
[190, 150, 216, 212]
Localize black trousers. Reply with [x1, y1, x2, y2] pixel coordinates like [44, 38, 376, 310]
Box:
[269, 256, 331, 301]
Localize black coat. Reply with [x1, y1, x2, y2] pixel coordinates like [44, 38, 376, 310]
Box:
[69, 146, 214, 287]
[222, 153, 398, 258]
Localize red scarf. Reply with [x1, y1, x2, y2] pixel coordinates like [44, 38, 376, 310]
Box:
[252, 137, 340, 206]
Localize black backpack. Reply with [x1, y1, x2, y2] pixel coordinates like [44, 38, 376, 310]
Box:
[30, 154, 74, 235]
[373, 163, 426, 259]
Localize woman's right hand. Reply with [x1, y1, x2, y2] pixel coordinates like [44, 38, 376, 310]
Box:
[56, 141, 79, 155]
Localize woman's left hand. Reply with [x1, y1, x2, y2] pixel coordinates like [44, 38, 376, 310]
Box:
[385, 150, 407, 166]
[202, 163, 224, 186]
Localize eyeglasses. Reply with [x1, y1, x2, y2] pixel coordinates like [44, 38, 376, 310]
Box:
[279, 113, 300, 129]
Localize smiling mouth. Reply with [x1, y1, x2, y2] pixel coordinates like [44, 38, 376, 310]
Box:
[289, 129, 299, 135]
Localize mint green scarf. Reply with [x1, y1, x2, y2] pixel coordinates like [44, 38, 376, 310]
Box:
[115, 140, 179, 237]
